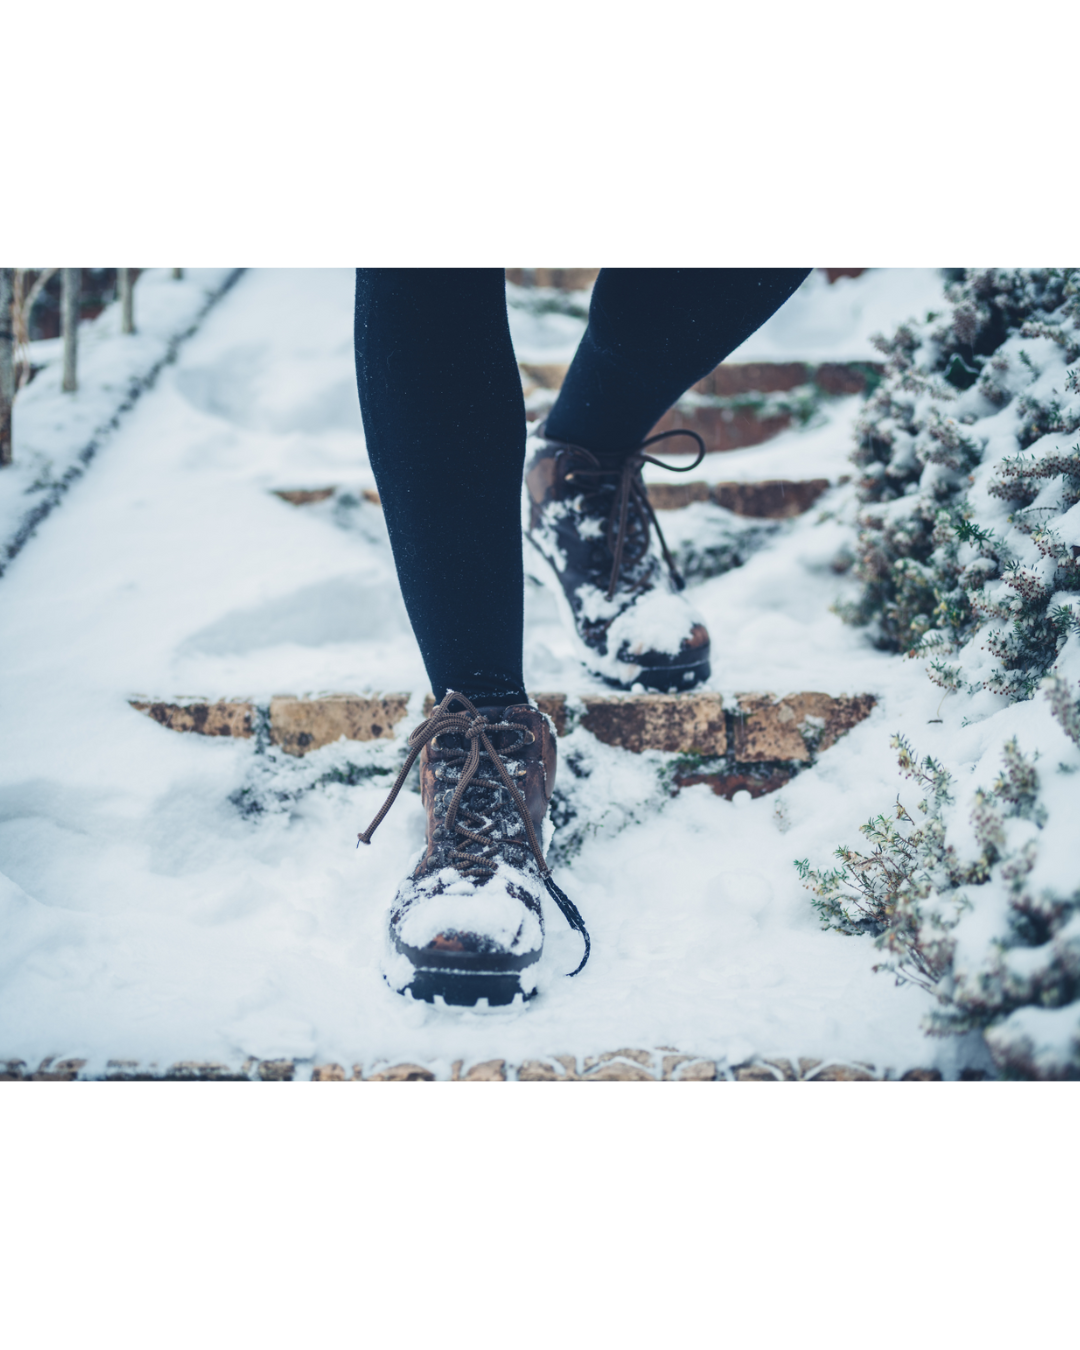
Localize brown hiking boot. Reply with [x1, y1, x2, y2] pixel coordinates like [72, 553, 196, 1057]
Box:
[357, 692, 589, 1006]
[524, 424, 712, 690]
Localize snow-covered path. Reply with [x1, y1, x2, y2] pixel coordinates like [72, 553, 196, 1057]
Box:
[0, 268, 978, 1077]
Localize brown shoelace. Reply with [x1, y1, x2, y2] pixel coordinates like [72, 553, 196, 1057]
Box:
[357, 691, 590, 975]
[552, 427, 706, 600]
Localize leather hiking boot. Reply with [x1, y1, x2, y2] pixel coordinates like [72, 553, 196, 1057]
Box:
[524, 424, 712, 691]
[357, 692, 589, 1007]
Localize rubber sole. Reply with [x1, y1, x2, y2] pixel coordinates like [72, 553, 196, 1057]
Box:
[403, 968, 536, 1007]
[390, 933, 542, 1008]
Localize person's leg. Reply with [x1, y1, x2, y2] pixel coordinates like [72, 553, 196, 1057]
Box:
[544, 268, 811, 452]
[525, 267, 812, 691]
[353, 270, 585, 1005]
[354, 268, 527, 705]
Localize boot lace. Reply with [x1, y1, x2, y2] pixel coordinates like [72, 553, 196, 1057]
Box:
[551, 427, 706, 600]
[357, 691, 590, 975]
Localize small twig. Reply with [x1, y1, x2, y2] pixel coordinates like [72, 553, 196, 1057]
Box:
[927, 688, 951, 724]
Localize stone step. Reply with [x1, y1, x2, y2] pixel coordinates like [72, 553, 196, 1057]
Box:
[506, 267, 868, 293]
[520, 358, 883, 452]
[271, 487, 335, 505]
[520, 359, 881, 402]
[1, 1050, 951, 1081]
[505, 267, 601, 291]
[647, 477, 832, 517]
[272, 487, 381, 507]
[273, 478, 834, 520]
[645, 402, 794, 453]
[131, 691, 875, 793]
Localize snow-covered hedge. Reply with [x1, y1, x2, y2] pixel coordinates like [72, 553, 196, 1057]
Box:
[839, 268, 1080, 700]
[798, 678, 1080, 1079]
[801, 270, 1080, 1077]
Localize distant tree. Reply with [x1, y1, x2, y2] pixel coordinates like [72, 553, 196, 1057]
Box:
[171, 268, 183, 280]
[61, 268, 79, 392]
[0, 268, 13, 465]
[117, 268, 135, 334]
[12, 268, 58, 389]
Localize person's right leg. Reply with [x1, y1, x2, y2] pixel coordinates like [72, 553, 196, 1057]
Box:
[545, 267, 811, 451]
[526, 267, 811, 690]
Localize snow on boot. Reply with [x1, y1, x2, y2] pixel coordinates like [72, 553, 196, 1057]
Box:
[524, 424, 711, 691]
[357, 692, 589, 1007]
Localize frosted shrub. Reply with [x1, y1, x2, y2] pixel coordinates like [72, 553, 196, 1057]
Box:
[839, 269, 1080, 701]
[799, 676, 1080, 1078]
[796, 736, 971, 993]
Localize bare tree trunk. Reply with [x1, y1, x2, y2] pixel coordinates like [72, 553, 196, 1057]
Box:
[61, 268, 79, 393]
[171, 268, 183, 280]
[0, 268, 14, 466]
[12, 267, 58, 390]
[118, 267, 135, 334]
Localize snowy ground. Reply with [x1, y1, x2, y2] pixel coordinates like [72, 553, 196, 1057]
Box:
[0, 269, 239, 573]
[0, 267, 993, 1078]
[507, 266, 947, 366]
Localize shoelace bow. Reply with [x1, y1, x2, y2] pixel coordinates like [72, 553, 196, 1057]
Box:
[357, 691, 590, 976]
[553, 427, 706, 600]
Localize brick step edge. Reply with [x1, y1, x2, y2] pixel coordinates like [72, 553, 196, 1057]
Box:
[274, 479, 836, 520]
[649, 477, 832, 516]
[131, 691, 876, 788]
[520, 358, 883, 400]
[521, 358, 883, 452]
[506, 268, 868, 294]
[1, 1052, 955, 1082]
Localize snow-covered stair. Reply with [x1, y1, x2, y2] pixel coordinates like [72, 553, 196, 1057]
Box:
[130, 689, 875, 802]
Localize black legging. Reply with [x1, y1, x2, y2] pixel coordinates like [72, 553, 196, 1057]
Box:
[354, 268, 810, 704]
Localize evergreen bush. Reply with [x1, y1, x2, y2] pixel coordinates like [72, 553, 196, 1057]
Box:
[839, 268, 1080, 700]
[798, 676, 1080, 1079]
[801, 271, 1080, 1076]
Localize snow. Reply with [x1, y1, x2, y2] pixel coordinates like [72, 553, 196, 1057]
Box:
[642, 395, 866, 485]
[505, 268, 949, 367]
[727, 268, 949, 363]
[393, 866, 544, 954]
[0, 269, 239, 575]
[0, 266, 997, 1078]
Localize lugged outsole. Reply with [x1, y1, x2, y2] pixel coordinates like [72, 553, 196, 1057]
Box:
[403, 969, 536, 1007]
[387, 892, 545, 1009]
[619, 659, 711, 692]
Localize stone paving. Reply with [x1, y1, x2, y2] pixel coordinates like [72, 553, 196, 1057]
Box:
[130, 689, 876, 804]
[1, 1052, 964, 1081]
[130, 691, 875, 758]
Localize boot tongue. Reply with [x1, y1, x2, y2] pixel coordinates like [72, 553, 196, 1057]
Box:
[593, 449, 638, 472]
[472, 703, 532, 753]
[443, 692, 527, 716]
